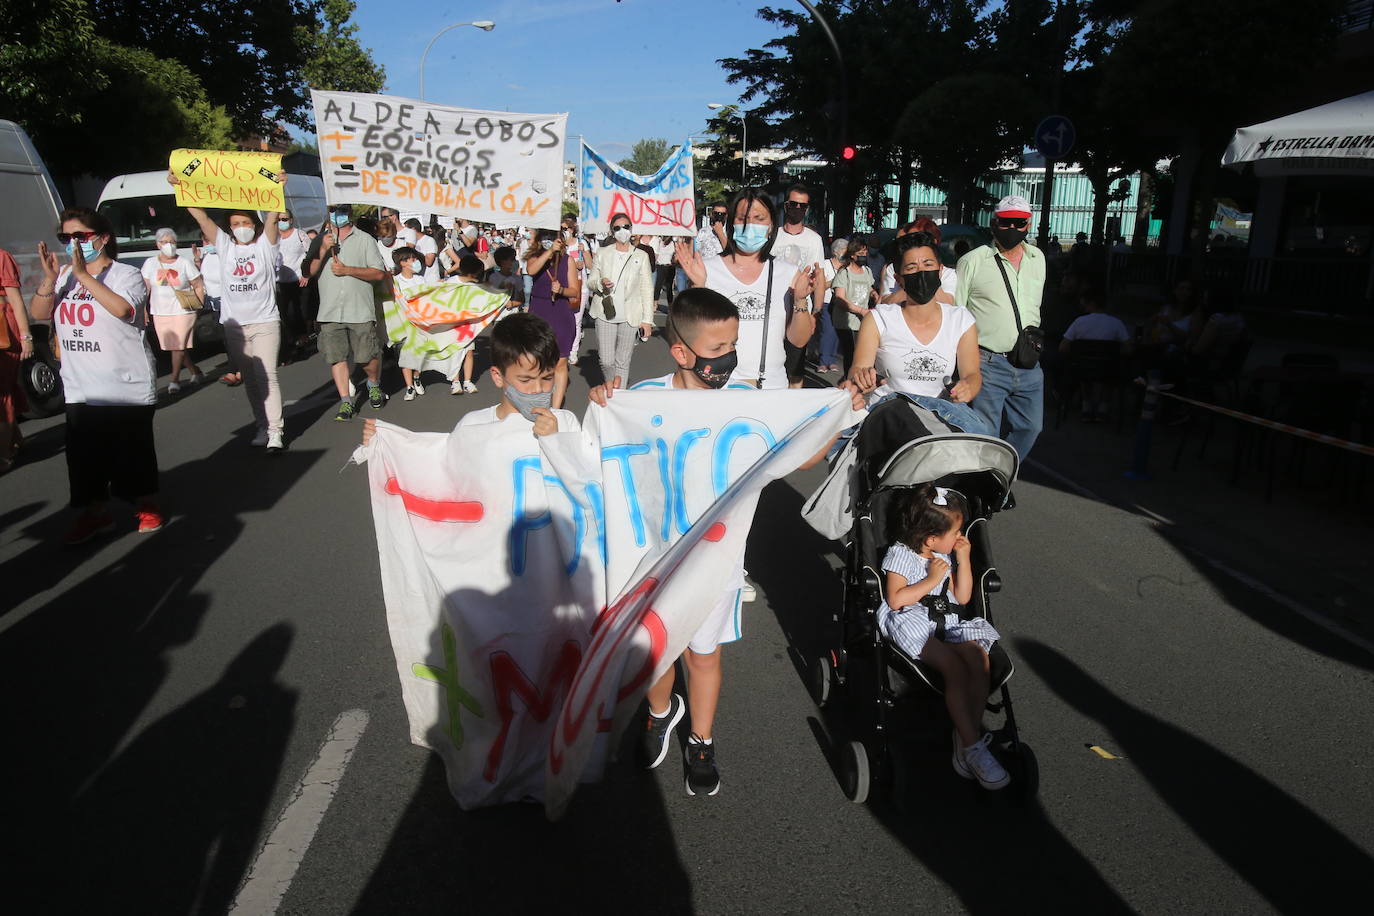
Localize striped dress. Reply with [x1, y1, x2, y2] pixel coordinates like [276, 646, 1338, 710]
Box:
[876, 542, 1000, 658]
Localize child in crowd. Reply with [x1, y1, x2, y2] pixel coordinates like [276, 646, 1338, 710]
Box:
[450, 254, 487, 395]
[878, 484, 1007, 790]
[487, 245, 526, 318]
[390, 246, 429, 401]
[593, 287, 862, 797]
[364, 312, 576, 446]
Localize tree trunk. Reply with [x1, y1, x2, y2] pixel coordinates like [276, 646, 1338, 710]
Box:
[1185, 131, 1230, 282]
[945, 180, 965, 227]
[896, 148, 912, 224]
[1131, 172, 1153, 251]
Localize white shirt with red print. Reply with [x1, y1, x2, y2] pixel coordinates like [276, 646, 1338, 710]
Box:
[53, 262, 156, 406]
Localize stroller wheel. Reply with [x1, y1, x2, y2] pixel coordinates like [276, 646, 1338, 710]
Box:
[1010, 742, 1040, 804]
[842, 740, 871, 804]
[811, 656, 833, 708]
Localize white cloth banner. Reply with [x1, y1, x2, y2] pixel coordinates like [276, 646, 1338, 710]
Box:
[356, 388, 863, 813]
[311, 90, 567, 229]
[579, 140, 696, 236]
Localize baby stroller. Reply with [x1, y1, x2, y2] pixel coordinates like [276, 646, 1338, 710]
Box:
[809, 395, 1038, 805]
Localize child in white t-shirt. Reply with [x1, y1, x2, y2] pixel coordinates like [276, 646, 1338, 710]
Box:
[592, 287, 862, 797]
[1059, 285, 1132, 423]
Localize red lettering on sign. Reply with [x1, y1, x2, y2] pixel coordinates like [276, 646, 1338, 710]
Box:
[485, 641, 583, 782]
[384, 477, 484, 522]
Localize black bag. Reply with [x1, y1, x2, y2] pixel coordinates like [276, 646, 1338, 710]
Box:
[992, 252, 1043, 370]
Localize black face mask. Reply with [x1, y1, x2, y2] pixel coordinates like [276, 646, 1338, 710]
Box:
[853, 255, 868, 266]
[710, 212, 727, 225]
[784, 207, 806, 225]
[671, 316, 737, 388]
[902, 269, 943, 304]
[993, 226, 1028, 250]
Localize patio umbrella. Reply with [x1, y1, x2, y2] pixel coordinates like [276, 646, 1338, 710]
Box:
[1224, 91, 1374, 169]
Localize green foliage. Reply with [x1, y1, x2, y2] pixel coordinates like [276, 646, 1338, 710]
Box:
[300, 0, 386, 95]
[618, 138, 676, 177]
[288, 139, 321, 156]
[0, 0, 99, 130]
[561, 199, 581, 219]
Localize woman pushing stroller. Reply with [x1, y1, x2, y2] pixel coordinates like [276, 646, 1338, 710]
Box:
[879, 483, 1009, 790]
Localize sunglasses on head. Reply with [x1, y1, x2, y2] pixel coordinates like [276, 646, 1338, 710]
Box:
[995, 218, 1029, 229]
[57, 231, 98, 244]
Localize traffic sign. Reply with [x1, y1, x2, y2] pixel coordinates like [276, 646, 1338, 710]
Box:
[1035, 115, 1076, 160]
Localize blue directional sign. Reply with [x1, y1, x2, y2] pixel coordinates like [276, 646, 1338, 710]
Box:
[1035, 115, 1076, 161]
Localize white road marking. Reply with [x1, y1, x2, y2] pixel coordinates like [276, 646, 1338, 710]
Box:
[229, 708, 370, 915]
[1022, 459, 1374, 659]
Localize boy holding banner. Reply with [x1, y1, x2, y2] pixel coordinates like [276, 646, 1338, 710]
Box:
[592, 289, 863, 796]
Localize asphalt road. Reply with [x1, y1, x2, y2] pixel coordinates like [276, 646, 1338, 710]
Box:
[3, 331, 1371, 915]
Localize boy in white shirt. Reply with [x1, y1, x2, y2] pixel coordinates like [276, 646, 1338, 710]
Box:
[593, 288, 862, 796]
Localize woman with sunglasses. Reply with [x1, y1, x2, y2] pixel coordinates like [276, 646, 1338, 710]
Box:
[587, 213, 655, 386]
[523, 227, 582, 407]
[674, 187, 818, 389]
[954, 195, 1047, 461]
[29, 208, 163, 544]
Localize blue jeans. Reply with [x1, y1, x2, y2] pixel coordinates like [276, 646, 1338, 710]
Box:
[909, 394, 996, 436]
[675, 267, 690, 294]
[971, 351, 1044, 460]
[818, 302, 839, 367]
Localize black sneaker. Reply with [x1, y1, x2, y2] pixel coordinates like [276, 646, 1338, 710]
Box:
[642, 693, 685, 769]
[685, 735, 720, 797]
[368, 385, 387, 409]
[334, 401, 355, 422]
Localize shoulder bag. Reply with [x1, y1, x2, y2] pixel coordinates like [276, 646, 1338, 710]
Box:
[755, 257, 775, 388]
[992, 250, 1042, 370]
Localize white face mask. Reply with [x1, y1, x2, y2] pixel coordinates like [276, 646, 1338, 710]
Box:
[159, 242, 177, 257]
[232, 225, 256, 244]
[613, 227, 632, 244]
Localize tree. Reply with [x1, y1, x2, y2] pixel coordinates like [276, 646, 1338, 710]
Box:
[618, 139, 675, 176]
[0, 0, 98, 134]
[561, 199, 580, 219]
[300, 0, 386, 95]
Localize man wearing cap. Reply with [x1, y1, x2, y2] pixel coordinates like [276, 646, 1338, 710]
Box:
[955, 195, 1046, 461]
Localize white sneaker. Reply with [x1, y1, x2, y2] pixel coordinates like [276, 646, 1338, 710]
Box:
[451, 380, 464, 395]
[413, 378, 426, 396]
[952, 729, 973, 780]
[190, 372, 205, 386]
[404, 387, 417, 401]
[463, 381, 477, 394]
[167, 381, 181, 395]
[250, 427, 269, 447]
[962, 733, 1010, 790]
[741, 582, 757, 602]
[266, 431, 284, 453]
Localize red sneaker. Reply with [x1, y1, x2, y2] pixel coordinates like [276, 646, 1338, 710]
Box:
[63, 511, 115, 546]
[135, 508, 165, 534]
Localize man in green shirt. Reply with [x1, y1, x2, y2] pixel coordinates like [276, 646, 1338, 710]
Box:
[955, 195, 1046, 461]
[308, 204, 390, 421]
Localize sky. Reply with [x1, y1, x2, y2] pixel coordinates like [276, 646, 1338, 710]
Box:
[343, 0, 792, 159]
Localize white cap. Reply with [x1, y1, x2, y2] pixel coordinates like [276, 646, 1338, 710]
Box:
[995, 195, 1032, 219]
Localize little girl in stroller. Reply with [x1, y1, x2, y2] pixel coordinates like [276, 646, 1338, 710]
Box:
[878, 483, 1008, 790]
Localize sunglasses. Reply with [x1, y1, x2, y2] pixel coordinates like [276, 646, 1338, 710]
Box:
[57, 231, 99, 244]
[994, 218, 1029, 229]
[785, 202, 809, 210]
[611, 224, 631, 231]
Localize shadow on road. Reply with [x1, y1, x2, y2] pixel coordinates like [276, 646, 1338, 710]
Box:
[1018, 638, 1374, 912]
[747, 480, 1131, 913]
[1, 413, 332, 911]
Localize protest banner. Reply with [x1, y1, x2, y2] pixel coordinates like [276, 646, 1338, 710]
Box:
[579, 140, 696, 236]
[311, 90, 567, 229]
[356, 388, 862, 812]
[381, 280, 509, 380]
[168, 148, 286, 211]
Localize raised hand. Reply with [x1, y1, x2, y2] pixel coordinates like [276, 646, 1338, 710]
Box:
[531, 407, 559, 438]
[675, 239, 705, 287]
[37, 241, 59, 279]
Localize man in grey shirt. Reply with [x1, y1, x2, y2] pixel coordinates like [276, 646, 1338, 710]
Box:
[308, 204, 390, 420]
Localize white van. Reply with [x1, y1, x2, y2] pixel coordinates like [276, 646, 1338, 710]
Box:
[0, 120, 64, 298]
[96, 170, 328, 265]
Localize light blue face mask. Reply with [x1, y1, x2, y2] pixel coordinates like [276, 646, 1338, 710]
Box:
[732, 224, 770, 253]
[65, 239, 99, 261]
[278, 220, 291, 231]
[202, 245, 216, 254]
[330, 212, 349, 228]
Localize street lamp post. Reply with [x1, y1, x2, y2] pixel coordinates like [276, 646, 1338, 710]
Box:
[418, 21, 496, 101]
[707, 103, 747, 183]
